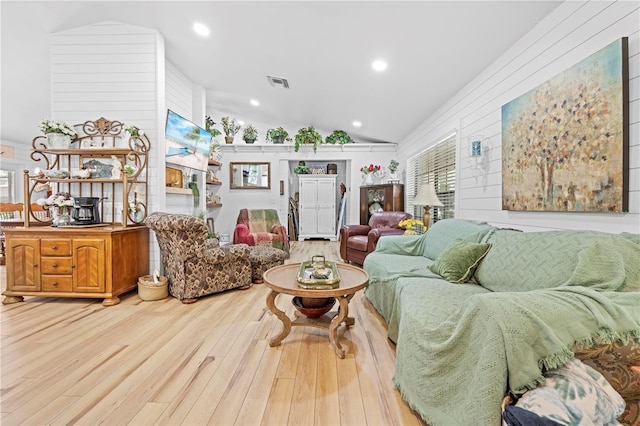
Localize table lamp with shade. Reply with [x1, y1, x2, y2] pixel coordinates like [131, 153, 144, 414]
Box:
[412, 183, 443, 231]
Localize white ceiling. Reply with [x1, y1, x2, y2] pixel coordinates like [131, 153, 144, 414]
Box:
[1, 1, 561, 146]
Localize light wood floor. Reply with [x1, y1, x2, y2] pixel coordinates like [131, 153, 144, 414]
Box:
[0, 241, 424, 425]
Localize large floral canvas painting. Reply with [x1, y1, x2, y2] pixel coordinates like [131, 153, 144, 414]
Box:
[502, 38, 628, 212]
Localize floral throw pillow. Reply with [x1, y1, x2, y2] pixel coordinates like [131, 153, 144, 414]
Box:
[515, 358, 625, 425]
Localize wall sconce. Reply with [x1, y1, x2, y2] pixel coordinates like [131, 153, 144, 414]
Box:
[467, 135, 492, 187]
[469, 135, 484, 158]
[471, 139, 482, 157]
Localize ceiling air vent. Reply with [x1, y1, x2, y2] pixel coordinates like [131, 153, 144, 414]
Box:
[267, 75, 290, 89]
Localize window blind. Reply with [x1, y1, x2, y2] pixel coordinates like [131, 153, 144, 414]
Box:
[407, 133, 456, 223]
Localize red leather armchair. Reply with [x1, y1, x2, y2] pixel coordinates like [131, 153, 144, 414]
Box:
[339, 211, 412, 265]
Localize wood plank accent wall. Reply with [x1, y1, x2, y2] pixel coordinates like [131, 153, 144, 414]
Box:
[50, 20, 162, 266]
[399, 1, 639, 233]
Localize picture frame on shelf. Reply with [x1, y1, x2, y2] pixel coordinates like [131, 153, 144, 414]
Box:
[165, 166, 183, 188]
[82, 158, 113, 179]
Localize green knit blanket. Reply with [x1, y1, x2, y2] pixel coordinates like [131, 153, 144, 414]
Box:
[368, 234, 640, 426]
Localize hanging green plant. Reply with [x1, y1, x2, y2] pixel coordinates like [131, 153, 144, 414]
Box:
[266, 127, 291, 144]
[294, 126, 323, 152]
[325, 130, 354, 145]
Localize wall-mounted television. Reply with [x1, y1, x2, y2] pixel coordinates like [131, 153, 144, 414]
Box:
[165, 109, 211, 172]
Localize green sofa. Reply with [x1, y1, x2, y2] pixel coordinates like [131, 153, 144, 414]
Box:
[363, 218, 640, 426]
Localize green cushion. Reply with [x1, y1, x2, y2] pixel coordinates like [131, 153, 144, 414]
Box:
[421, 219, 495, 260]
[428, 239, 491, 283]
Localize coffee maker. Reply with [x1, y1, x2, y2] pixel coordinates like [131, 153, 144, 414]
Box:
[72, 197, 101, 225]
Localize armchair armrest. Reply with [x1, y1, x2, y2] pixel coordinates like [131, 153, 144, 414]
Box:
[340, 224, 371, 239]
[367, 228, 407, 252]
[270, 223, 289, 241]
[233, 223, 253, 245]
[201, 243, 250, 263]
[375, 234, 427, 256]
[575, 341, 640, 401]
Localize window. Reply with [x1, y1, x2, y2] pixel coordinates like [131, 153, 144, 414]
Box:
[0, 170, 16, 203]
[407, 133, 456, 223]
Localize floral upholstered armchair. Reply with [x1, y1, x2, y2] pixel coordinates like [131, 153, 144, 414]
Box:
[145, 213, 252, 303]
[233, 208, 290, 257]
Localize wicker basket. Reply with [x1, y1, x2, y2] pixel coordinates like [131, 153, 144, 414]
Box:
[137, 275, 168, 301]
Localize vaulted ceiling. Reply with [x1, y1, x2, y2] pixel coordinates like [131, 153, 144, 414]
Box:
[1, 1, 561, 145]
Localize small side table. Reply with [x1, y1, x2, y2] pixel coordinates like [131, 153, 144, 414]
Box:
[262, 263, 369, 358]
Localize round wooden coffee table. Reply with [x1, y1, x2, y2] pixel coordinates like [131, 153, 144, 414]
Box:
[262, 263, 369, 359]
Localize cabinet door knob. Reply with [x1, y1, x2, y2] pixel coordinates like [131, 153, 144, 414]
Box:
[52, 263, 57, 268]
[52, 282, 58, 287]
[51, 246, 57, 250]
[33, 263, 38, 267]
[71, 264, 75, 268]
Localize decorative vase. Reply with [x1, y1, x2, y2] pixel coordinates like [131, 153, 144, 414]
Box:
[363, 173, 374, 185]
[389, 172, 398, 181]
[225, 136, 234, 144]
[272, 137, 284, 144]
[47, 133, 71, 149]
[244, 138, 255, 144]
[373, 171, 384, 184]
[53, 206, 72, 227]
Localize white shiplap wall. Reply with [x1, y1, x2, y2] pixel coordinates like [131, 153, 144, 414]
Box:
[50, 20, 164, 268]
[164, 61, 198, 217]
[398, 1, 640, 233]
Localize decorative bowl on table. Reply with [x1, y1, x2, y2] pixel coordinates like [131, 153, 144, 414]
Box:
[292, 296, 336, 318]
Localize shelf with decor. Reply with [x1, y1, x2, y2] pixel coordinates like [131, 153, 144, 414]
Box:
[3, 117, 150, 306]
[206, 159, 222, 208]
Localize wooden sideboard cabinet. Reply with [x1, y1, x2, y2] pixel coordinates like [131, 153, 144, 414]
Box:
[3, 225, 149, 306]
[359, 184, 405, 225]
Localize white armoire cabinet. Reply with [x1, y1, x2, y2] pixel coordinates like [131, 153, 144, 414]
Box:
[298, 175, 337, 241]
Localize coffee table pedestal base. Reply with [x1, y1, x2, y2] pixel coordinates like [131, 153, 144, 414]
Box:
[267, 290, 355, 359]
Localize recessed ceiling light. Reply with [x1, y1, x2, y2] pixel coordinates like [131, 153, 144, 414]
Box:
[371, 60, 388, 72]
[238, 120, 245, 126]
[352, 121, 362, 127]
[193, 23, 210, 37]
[250, 99, 260, 107]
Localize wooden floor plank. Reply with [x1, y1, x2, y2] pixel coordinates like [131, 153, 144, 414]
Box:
[234, 341, 283, 425]
[126, 402, 169, 426]
[180, 321, 261, 425]
[0, 241, 423, 425]
[261, 378, 295, 425]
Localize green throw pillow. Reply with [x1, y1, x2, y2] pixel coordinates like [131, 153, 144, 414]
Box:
[429, 239, 492, 283]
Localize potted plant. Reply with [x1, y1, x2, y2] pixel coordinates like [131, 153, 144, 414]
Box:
[39, 119, 77, 148]
[294, 126, 323, 152]
[205, 115, 222, 139]
[325, 130, 354, 145]
[294, 161, 309, 174]
[388, 159, 399, 180]
[266, 127, 291, 144]
[221, 116, 241, 144]
[242, 124, 258, 144]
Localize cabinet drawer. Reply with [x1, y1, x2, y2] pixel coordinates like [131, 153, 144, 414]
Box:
[41, 257, 73, 274]
[41, 275, 72, 292]
[41, 239, 72, 256]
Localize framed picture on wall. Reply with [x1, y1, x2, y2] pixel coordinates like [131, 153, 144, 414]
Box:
[501, 38, 629, 213]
